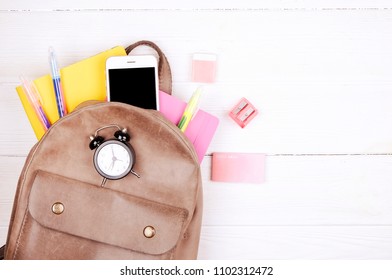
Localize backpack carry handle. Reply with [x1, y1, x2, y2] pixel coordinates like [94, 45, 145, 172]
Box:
[125, 40, 172, 95]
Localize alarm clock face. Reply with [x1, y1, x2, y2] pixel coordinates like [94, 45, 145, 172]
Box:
[93, 139, 135, 180]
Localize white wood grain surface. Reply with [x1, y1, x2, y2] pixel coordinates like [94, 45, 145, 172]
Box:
[1, 1, 392, 259]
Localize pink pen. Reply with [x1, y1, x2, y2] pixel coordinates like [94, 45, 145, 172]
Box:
[20, 76, 51, 130]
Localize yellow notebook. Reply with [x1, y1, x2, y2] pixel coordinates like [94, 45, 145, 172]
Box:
[16, 46, 127, 140]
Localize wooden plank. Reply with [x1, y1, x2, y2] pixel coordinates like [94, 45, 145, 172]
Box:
[198, 225, 392, 259]
[201, 155, 392, 226]
[0, 156, 22, 234]
[0, 84, 37, 156]
[1, 10, 392, 83]
[1, 0, 391, 10]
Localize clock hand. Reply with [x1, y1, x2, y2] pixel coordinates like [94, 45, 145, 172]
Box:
[109, 158, 115, 170]
[109, 146, 117, 170]
[110, 146, 120, 165]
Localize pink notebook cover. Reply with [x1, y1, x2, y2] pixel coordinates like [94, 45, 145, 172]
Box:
[159, 91, 219, 163]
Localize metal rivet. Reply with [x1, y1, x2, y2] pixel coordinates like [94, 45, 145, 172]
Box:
[51, 202, 64, 215]
[143, 226, 156, 238]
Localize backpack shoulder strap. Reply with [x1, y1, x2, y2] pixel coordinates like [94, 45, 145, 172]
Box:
[125, 40, 172, 95]
[0, 244, 5, 260]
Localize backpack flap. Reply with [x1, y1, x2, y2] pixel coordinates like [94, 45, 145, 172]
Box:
[26, 170, 188, 257]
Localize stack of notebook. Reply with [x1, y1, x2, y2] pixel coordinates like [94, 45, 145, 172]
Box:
[16, 46, 219, 163]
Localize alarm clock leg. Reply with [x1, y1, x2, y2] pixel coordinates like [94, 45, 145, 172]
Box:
[101, 177, 108, 187]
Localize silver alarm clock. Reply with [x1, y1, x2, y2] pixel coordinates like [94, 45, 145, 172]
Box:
[89, 125, 140, 184]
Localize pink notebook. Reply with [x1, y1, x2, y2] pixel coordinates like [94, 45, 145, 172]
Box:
[159, 91, 219, 163]
[211, 152, 266, 184]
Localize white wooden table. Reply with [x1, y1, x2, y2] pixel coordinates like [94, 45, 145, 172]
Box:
[1, 0, 392, 259]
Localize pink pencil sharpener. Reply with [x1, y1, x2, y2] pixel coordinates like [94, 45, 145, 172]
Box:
[229, 97, 258, 128]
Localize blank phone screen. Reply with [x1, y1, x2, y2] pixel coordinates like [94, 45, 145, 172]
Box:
[108, 67, 157, 109]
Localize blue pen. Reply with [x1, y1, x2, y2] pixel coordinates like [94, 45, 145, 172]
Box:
[49, 47, 67, 117]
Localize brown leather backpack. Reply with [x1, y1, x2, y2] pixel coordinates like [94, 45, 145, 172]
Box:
[2, 41, 203, 260]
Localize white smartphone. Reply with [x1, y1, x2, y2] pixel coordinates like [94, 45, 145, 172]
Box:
[106, 55, 159, 110]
